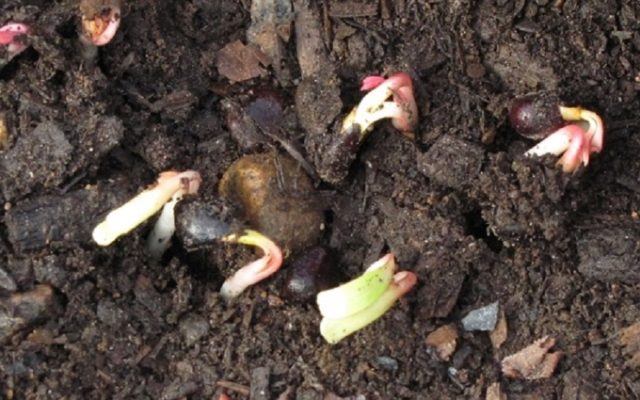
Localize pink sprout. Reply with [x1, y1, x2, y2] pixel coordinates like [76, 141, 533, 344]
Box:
[0, 22, 31, 57]
[356, 72, 418, 133]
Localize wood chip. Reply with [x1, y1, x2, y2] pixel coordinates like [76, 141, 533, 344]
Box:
[619, 321, 640, 368]
[425, 324, 459, 361]
[486, 382, 507, 400]
[501, 336, 562, 380]
[216, 40, 270, 82]
[328, 1, 378, 17]
[490, 311, 508, 350]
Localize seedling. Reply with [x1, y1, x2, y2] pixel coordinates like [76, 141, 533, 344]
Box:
[93, 170, 202, 246]
[510, 95, 604, 173]
[344, 72, 418, 139]
[317, 72, 418, 184]
[80, 0, 122, 46]
[220, 229, 283, 299]
[316, 254, 417, 344]
[0, 22, 31, 58]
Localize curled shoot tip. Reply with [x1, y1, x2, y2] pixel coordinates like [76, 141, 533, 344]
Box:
[219, 230, 284, 299]
[344, 72, 418, 139]
[317, 254, 417, 344]
[92, 170, 202, 247]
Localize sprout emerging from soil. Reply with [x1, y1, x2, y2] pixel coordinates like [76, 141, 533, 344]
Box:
[0, 22, 31, 57]
[80, 0, 122, 46]
[317, 72, 418, 184]
[510, 95, 604, 173]
[92, 170, 202, 246]
[219, 229, 284, 299]
[345, 72, 418, 139]
[316, 254, 417, 344]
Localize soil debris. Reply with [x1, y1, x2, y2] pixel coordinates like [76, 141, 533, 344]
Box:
[489, 311, 508, 350]
[618, 321, 640, 368]
[418, 135, 484, 190]
[576, 225, 640, 283]
[501, 336, 563, 380]
[216, 40, 270, 82]
[486, 382, 507, 400]
[0, 284, 60, 343]
[425, 324, 459, 361]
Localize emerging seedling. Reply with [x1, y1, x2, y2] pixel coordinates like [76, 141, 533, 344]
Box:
[80, 0, 122, 46]
[510, 94, 604, 173]
[317, 72, 418, 184]
[345, 72, 418, 138]
[220, 229, 284, 299]
[92, 170, 202, 246]
[316, 254, 417, 344]
[0, 22, 31, 58]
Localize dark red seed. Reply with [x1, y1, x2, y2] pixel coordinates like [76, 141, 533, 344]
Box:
[284, 246, 340, 302]
[509, 93, 564, 140]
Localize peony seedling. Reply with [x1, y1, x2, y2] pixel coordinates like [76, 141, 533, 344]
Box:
[93, 170, 202, 247]
[219, 229, 284, 299]
[80, 0, 122, 46]
[342, 72, 418, 139]
[0, 22, 31, 58]
[510, 95, 604, 173]
[316, 254, 417, 344]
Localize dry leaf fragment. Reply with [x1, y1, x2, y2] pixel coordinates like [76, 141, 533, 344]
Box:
[619, 321, 640, 368]
[216, 40, 270, 82]
[486, 382, 507, 400]
[501, 336, 562, 380]
[425, 324, 459, 361]
[490, 311, 508, 350]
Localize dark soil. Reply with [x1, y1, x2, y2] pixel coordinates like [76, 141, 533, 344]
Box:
[2, 0, 640, 399]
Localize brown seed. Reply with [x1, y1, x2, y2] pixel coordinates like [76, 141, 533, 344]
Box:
[219, 153, 324, 254]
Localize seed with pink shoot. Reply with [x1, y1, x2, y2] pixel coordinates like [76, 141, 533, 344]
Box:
[0, 22, 31, 57]
[219, 230, 284, 299]
[510, 94, 604, 173]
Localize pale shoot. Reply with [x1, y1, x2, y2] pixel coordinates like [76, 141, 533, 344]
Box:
[316, 254, 417, 344]
[316, 253, 395, 319]
[92, 170, 201, 246]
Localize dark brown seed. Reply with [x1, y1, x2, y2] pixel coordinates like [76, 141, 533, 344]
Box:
[284, 246, 340, 302]
[509, 93, 564, 140]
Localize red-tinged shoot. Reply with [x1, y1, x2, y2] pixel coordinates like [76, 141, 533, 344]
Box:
[342, 72, 418, 139]
[80, 0, 122, 46]
[317, 253, 417, 344]
[511, 96, 604, 173]
[93, 170, 202, 246]
[219, 229, 284, 299]
[0, 22, 31, 57]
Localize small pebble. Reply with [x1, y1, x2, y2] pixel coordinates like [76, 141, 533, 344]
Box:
[461, 301, 499, 331]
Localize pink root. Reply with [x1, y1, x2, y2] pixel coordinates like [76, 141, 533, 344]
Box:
[220, 233, 284, 299]
[0, 22, 31, 56]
